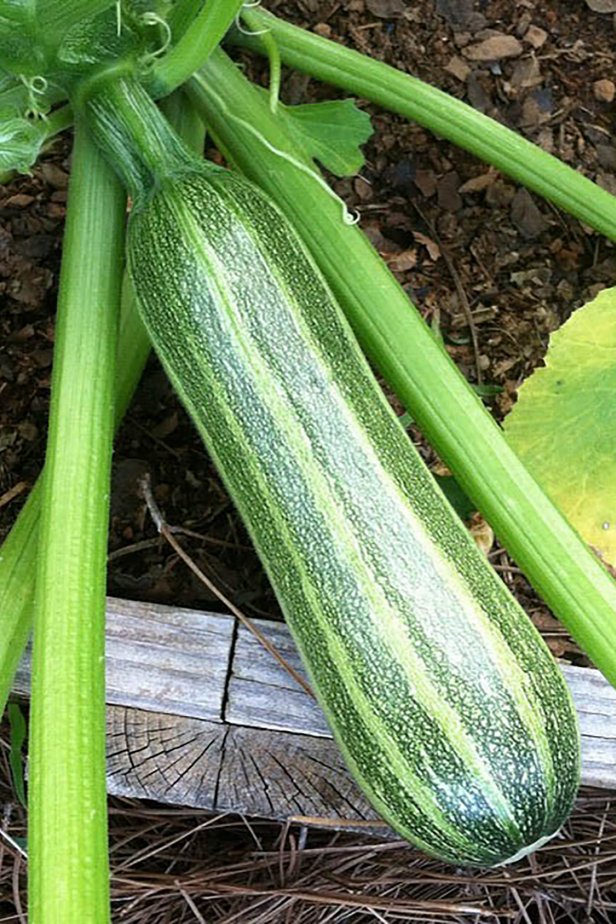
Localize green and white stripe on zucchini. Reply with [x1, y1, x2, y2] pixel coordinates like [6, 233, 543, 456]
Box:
[125, 172, 578, 865]
[83, 78, 580, 866]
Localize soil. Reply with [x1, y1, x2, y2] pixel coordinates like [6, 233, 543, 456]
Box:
[2, 0, 616, 920]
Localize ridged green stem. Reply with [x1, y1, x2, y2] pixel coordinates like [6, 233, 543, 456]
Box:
[79, 72, 196, 201]
[234, 8, 616, 242]
[28, 123, 125, 923]
[0, 281, 150, 717]
[159, 89, 205, 155]
[147, 0, 244, 98]
[0, 94, 205, 719]
[187, 51, 616, 686]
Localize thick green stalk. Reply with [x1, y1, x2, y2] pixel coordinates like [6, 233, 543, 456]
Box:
[0, 94, 204, 718]
[147, 0, 244, 98]
[235, 9, 616, 243]
[28, 124, 125, 922]
[0, 488, 40, 709]
[187, 52, 616, 685]
[37, 102, 73, 141]
[0, 282, 149, 717]
[78, 72, 197, 201]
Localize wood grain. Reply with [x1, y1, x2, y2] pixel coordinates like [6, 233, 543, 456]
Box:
[226, 620, 329, 737]
[215, 724, 379, 822]
[561, 664, 616, 789]
[106, 705, 226, 808]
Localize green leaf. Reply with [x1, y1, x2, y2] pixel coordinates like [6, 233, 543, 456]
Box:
[504, 286, 616, 567]
[57, 5, 136, 68]
[0, 110, 50, 174]
[0, 1, 150, 79]
[269, 95, 373, 176]
[8, 702, 27, 808]
[0, 0, 44, 74]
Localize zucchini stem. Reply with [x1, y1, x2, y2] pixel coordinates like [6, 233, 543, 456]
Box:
[77, 74, 196, 201]
[28, 122, 125, 922]
[0, 95, 206, 720]
[0, 284, 151, 718]
[147, 0, 245, 99]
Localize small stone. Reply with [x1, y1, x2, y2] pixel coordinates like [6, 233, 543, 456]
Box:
[3, 193, 34, 208]
[509, 57, 543, 92]
[536, 127, 555, 153]
[17, 420, 38, 442]
[313, 22, 332, 38]
[353, 176, 373, 202]
[520, 87, 553, 129]
[556, 278, 575, 302]
[436, 0, 474, 29]
[387, 249, 417, 273]
[463, 33, 523, 61]
[586, 0, 616, 12]
[597, 143, 616, 169]
[597, 172, 616, 195]
[366, 0, 405, 16]
[437, 171, 462, 212]
[594, 78, 616, 102]
[444, 55, 471, 81]
[40, 162, 68, 189]
[466, 74, 495, 115]
[524, 24, 548, 48]
[413, 169, 437, 198]
[453, 31, 472, 47]
[485, 179, 515, 208]
[413, 231, 441, 262]
[516, 11, 533, 37]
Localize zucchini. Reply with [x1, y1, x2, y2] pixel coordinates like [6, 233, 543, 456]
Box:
[84, 78, 580, 866]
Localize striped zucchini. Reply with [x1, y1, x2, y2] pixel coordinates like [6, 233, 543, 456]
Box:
[85, 79, 580, 866]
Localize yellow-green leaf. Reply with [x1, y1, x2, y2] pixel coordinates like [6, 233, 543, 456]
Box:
[504, 286, 616, 567]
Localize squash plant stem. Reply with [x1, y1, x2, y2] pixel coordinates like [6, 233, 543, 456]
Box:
[233, 8, 616, 244]
[146, 0, 245, 99]
[0, 95, 205, 717]
[0, 283, 150, 717]
[28, 123, 125, 923]
[187, 51, 616, 687]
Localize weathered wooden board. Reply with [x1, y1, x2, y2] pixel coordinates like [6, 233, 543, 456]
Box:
[14, 597, 233, 722]
[14, 596, 616, 831]
[226, 619, 330, 737]
[105, 706, 383, 831]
